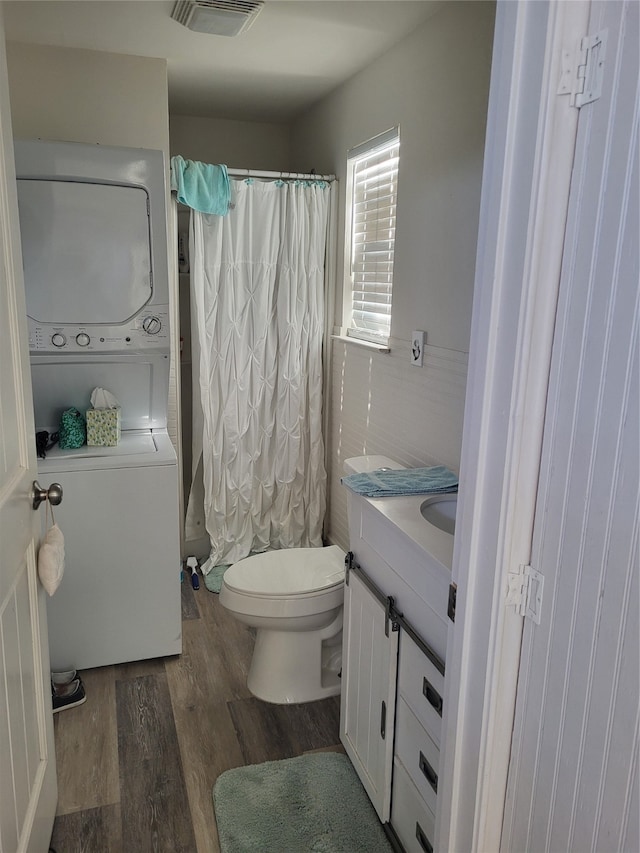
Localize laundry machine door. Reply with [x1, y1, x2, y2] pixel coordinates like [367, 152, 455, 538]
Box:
[18, 179, 152, 325]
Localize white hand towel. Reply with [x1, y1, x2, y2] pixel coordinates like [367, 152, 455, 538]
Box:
[38, 523, 65, 596]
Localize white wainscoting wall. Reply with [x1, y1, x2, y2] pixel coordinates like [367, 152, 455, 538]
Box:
[327, 336, 467, 550]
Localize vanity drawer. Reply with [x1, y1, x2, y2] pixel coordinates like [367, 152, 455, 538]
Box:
[391, 758, 436, 853]
[398, 633, 444, 748]
[395, 698, 439, 815]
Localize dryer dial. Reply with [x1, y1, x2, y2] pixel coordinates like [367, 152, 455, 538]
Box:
[142, 315, 162, 335]
[51, 333, 66, 348]
[76, 332, 91, 347]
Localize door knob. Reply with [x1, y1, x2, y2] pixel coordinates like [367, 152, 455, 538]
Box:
[32, 481, 63, 510]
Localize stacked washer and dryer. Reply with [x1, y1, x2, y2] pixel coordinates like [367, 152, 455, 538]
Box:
[15, 140, 181, 671]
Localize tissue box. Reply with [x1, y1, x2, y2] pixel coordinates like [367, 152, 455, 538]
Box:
[86, 407, 121, 446]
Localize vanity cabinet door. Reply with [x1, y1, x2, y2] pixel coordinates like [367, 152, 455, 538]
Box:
[340, 569, 399, 822]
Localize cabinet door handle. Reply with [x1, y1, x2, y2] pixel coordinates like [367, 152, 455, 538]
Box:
[380, 701, 386, 739]
[416, 821, 433, 853]
[419, 751, 438, 794]
[422, 677, 443, 717]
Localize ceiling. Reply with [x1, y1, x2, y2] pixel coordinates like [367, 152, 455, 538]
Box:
[3, 0, 443, 122]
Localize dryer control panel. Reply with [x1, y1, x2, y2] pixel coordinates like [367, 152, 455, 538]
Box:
[28, 306, 170, 353]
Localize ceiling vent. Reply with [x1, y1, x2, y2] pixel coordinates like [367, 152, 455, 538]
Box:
[171, 0, 264, 37]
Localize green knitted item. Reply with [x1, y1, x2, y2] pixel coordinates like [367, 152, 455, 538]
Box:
[58, 407, 86, 449]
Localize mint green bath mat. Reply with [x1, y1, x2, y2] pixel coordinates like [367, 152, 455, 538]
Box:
[203, 563, 229, 593]
[213, 752, 393, 852]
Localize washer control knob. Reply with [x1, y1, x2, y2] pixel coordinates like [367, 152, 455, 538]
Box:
[142, 316, 162, 335]
[51, 333, 66, 348]
[76, 332, 91, 347]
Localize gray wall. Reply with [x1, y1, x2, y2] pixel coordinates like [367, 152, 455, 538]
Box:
[290, 1, 496, 548]
[7, 42, 169, 153]
[169, 114, 291, 171]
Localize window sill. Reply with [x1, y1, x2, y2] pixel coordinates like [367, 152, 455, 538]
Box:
[331, 333, 390, 354]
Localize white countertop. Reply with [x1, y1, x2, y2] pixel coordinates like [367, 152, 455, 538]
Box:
[344, 486, 456, 571]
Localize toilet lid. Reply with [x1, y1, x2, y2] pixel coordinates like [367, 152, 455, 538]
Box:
[223, 546, 345, 597]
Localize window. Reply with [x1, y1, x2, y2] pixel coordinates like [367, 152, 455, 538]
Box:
[344, 127, 400, 346]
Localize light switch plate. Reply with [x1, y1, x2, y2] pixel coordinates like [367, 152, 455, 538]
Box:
[411, 330, 425, 366]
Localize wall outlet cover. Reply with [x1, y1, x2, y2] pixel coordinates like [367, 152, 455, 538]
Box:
[411, 330, 425, 366]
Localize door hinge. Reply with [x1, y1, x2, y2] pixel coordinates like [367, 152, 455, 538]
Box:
[557, 29, 607, 108]
[506, 564, 544, 624]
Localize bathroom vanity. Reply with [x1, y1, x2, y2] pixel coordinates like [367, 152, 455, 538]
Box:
[340, 475, 456, 853]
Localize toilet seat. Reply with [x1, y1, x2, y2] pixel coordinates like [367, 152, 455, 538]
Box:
[223, 546, 345, 598]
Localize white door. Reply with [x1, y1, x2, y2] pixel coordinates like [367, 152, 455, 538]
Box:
[340, 568, 399, 822]
[0, 14, 57, 853]
[502, 2, 639, 850]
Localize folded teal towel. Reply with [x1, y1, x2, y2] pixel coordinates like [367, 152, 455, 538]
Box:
[170, 155, 230, 215]
[342, 466, 458, 497]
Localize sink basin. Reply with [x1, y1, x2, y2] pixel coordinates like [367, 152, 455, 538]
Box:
[420, 494, 457, 536]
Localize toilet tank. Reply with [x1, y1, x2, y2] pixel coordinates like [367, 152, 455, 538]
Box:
[343, 455, 406, 547]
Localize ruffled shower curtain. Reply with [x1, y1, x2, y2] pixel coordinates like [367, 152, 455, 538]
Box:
[185, 179, 331, 572]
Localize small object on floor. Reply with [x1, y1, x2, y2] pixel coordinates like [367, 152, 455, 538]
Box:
[52, 676, 86, 713]
[213, 752, 393, 852]
[186, 556, 200, 590]
[203, 563, 230, 593]
[51, 669, 77, 686]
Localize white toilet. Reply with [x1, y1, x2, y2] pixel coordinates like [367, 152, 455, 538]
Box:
[219, 455, 404, 704]
[220, 546, 346, 704]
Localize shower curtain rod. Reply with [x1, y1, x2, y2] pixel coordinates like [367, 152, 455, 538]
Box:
[227, 167, 335, 182]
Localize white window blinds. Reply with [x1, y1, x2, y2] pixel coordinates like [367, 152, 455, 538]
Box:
[346, 128, 399, 345]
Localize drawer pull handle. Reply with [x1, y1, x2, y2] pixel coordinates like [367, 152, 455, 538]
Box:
[416, 821, 433, 853]
[419, 750, 438, 794]
[423, 677, 443, 717]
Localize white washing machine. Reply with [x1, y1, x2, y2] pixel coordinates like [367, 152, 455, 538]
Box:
[15, 139, 182, 671]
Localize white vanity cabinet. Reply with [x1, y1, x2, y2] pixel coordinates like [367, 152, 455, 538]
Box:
[340, 485, 452, 853]
[340, 569, 399, 821]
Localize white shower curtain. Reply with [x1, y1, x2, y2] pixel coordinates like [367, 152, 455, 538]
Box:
[186, 179, 331, 572]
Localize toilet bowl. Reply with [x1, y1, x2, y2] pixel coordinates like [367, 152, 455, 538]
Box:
[219, 545, 346, 704]
[219, 456, 405, 704]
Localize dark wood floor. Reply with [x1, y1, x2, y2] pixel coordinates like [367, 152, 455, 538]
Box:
[50, 579, 342, 853]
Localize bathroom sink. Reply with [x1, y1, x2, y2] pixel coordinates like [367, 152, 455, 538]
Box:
[420, 494, 457, 536]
